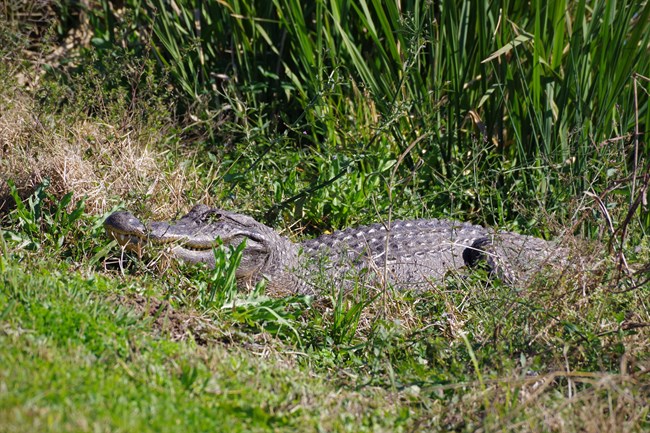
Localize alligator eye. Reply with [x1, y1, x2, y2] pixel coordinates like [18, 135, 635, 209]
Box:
[205, 211, 224, 224]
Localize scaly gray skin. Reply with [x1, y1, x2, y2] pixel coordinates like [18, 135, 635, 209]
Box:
[104, 205, 566, 295]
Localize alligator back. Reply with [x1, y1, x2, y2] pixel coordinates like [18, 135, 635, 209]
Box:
[296, 219, 567, 292]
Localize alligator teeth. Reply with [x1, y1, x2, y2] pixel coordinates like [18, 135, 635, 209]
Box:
[106, 228, 145, 251]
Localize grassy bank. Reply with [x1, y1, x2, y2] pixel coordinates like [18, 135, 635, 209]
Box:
[1, 1, 649, 431]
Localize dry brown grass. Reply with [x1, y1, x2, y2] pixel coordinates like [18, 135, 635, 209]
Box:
[0, 81, 212, 218]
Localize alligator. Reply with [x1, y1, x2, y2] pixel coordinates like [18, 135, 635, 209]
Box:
[104, 205, 569, 295]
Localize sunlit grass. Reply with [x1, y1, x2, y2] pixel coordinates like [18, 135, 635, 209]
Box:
[1, 1, 649, 432]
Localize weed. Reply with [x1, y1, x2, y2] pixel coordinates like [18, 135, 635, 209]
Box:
[3, 179, 85, 252]
[201, 239, 247, 309]
[329, 285, 376, 346]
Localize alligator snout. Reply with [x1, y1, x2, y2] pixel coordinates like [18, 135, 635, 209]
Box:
[104, 211, 147, 252]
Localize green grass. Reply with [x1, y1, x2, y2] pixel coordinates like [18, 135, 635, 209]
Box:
[0, 262, 408, 432]
[21, 0, 648, 233]
[1, 1, 649, 432]
[1, 191, 648, 431]
[2, 238, 649, 432]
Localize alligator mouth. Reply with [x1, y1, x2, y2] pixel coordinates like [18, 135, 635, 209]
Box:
[151, 239, 216, 252]
[110, 231, 143, 245]
[151, 239, 221, 266]
[107, 226, 217, 255]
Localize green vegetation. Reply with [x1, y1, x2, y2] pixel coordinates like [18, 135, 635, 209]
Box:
[1, 0, 649, 432]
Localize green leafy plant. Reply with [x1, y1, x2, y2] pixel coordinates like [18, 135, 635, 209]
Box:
[46, 1, 649, 235]
[329, 283, 378, 346]
[187, 240, 310, 343]
[190, 239, 247, 309]
[4, 179, 85, 252]
[226, 291, 309, 345]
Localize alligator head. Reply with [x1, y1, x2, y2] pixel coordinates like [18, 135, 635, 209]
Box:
[104, 204, 299, 286]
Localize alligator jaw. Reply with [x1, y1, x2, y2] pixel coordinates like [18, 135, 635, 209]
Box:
[150, 222, 271, 275]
